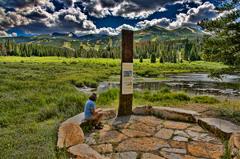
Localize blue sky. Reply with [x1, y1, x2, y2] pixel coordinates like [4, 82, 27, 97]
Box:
[0, 0, 228, 36]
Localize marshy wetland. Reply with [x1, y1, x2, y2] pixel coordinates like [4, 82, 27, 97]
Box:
[0, 56, 239, 158]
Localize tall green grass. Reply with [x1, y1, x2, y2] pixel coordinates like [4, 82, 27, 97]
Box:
[0, 59, 116, 158]
[97, 88, 119, 106]
[0, 56, 236, 158]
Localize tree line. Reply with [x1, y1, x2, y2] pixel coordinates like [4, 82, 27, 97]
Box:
[0, 38, 202, 64]
[0, 41, 76, 57]
[136, 39, 201, 63]
[0, 40, 121, 58]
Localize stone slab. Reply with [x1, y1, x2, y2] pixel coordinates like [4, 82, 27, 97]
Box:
[152, 107, 200, 123]
[141, 153, 165, 159]
[169, 141, 186, 149]
[132, 106, 200, 123]
[68, 144, 104, 159]
[163, 121, 191, 130]
[187, 141, 224, 158]
[159, 152, 184, 159]
[132, 106, 153, 115]
[110, 152, 138, 159]
[97, 130, 128, 144]
[154, 128, 174, 140]
[229, 133, 240, 159]
[101, 108, 116, 120]
[57, 122, 84, 148]
[92, 144, 113, 154]
[131, 115, 163, 127]
[161, 148, 187, 154]
[128, 122, 156, 134]
[198, 118, 240, 139]
[116, 137, 169, 152]
[62, 112, 85, 125]
[120, 129, 151, 138]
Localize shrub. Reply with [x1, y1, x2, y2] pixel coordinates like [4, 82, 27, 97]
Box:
[70, 79, 97, 88]
[38, 106, 58, 122]
[97, 88, 119, 105]
[136, 69, 159, 77]
[57, 93, 87, 117]
[62, 61, 68, 64]
[159, 87, 170, 93]
[143, 91, 190, 102]
[83, 80, 98, 88]
[70, 61, 78, 65]
[172, 93, 190, 101]
[217, 108, 240, 124]
[71, 80, 84, 87]
[0, 117, 10, 128]
[192, 96, 219, 104]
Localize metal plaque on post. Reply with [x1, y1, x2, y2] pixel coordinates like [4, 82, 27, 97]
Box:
[122, 63, 133, 95]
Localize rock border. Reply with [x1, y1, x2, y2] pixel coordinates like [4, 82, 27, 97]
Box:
[57, 106, 240, 159]
[133, 106, 200, 123]
[57, 108, 116, 158]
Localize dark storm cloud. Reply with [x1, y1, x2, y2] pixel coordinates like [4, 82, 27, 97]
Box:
[0, 0, 226, 36]
[0, 8, 32, 31]
[0, 0, 95, 35]
[80, 0, 202, 18]
[0, 0, 36, 8]
[99, 0, 118, 8]
[0, 0, 56, 9]
[0, 0, 55, 12]
[18, 18, 94, 34]
[168, 2, 218, 29]
[187, 2, 217, 23]
[55, 0, 76, 7]
[25, 9, 49, 20]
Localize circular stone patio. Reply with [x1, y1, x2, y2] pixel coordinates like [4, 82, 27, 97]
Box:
[82, 115, 224, 159]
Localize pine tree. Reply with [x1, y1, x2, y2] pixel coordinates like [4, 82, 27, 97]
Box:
[150, 54, 156, 63]
[139, 56, 143, 63]
[200, 0, 240, 66]
[159, 56, 164, 63]
[184, 39, 192, 61]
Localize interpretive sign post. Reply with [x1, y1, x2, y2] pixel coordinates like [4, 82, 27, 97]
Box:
[117, 30, 133, 117]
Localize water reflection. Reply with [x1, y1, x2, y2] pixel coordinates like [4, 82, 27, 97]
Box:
[166, 73, 240, 83]
[97, 73, 240, 98]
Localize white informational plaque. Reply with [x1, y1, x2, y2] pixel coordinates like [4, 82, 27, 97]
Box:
[122, 63, 133, 95]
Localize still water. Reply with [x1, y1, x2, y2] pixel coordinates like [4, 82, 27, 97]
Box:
[97, 73, 240, 98]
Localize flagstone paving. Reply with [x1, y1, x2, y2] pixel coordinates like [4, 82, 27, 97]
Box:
[84, 115, 225, 159]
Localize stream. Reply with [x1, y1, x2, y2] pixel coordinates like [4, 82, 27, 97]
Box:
[97, 73, 240, 99]
[76, 73, 240, 99]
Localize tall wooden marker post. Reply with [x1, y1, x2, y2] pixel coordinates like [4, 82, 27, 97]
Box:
[117, 30, 133, 117]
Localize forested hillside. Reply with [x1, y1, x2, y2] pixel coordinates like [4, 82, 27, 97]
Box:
[0, 26, 203, 62]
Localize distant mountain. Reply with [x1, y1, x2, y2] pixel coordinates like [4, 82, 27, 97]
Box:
[0, 26, 205, 50]
[78, 34, 111, 41]
[52, 32, 78, 39]
[134, 26, 204, 41]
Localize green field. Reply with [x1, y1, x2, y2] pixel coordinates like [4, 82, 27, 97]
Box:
[0, 56, 239, 158]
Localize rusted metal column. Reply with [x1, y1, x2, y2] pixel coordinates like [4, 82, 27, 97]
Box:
[117, 30, 133, 117]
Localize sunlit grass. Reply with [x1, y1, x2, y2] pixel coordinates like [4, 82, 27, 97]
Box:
[0, 56, 227, 75]
[0, 56, 236, 158]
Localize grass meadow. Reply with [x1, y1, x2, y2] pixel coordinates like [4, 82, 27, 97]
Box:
[0, 56, 239, 158]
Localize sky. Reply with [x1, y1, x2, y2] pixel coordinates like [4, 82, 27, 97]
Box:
[0, 0, 230, 37]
